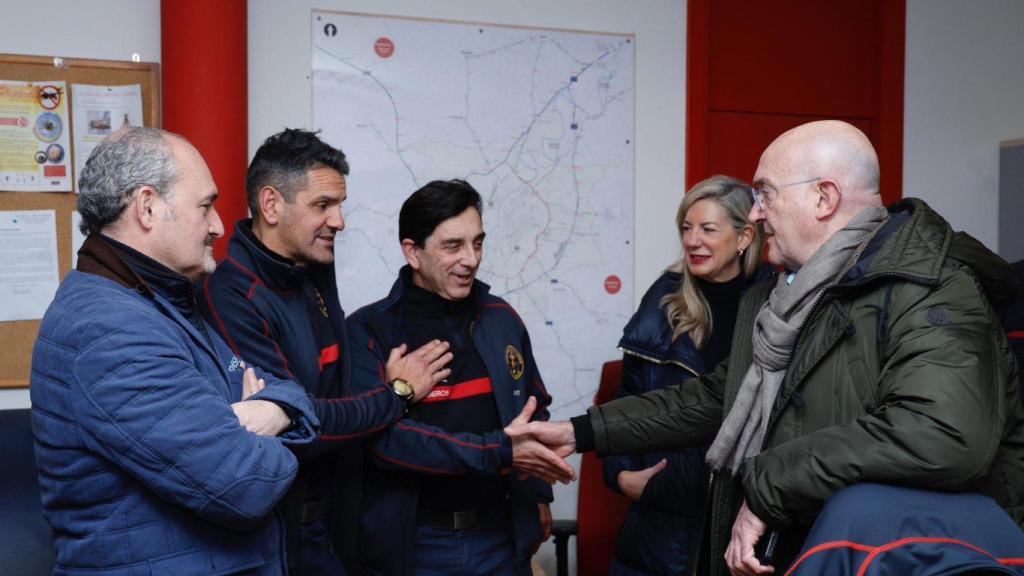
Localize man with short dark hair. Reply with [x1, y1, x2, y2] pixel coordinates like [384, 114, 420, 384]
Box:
[347, 179, 574, 576]
[32, 126, 320, 575]
[200, 128, 452, 575]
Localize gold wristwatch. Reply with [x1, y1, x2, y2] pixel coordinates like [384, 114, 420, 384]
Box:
[389, 378, 415, 404]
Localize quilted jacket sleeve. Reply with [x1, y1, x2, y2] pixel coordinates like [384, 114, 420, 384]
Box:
[71, 315, 303, 531]
[588, 358, 728, 457]
[245, 366, 320, 445]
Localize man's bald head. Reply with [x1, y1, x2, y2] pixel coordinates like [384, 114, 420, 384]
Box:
[761, 120, 881, 209]
[750, 120, 885, 270]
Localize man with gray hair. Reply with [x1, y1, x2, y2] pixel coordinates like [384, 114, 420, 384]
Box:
[31, 126, 320, 575]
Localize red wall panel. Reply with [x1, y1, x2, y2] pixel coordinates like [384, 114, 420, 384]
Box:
[687, 0, 904, 206]
[709, 0, 880, 118]
[162, 0, 248, 260]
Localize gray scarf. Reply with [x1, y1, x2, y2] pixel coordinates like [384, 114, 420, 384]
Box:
[705, 206, 890, 474]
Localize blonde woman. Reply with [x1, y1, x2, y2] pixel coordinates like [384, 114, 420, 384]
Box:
[603, 175, 771, 575]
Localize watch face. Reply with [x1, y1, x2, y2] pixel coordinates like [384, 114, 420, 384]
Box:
[393, 379, 414, 400]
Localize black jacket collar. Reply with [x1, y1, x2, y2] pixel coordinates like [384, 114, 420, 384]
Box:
[230, 219, 320, 292]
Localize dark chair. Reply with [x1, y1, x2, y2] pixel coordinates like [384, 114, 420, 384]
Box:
[0, 409, 56, 575]
[551, 360, 632, 576]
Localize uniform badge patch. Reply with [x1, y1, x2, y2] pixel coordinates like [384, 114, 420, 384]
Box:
[505, 345, 525, 380]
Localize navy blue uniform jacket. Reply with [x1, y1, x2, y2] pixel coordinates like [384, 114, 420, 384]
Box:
[199, 220, 409, 566]
[347, 267, 554, 576]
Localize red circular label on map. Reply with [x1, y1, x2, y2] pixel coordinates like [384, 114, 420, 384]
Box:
[375, 37, 395, 58]
[604, 275, 622, 294]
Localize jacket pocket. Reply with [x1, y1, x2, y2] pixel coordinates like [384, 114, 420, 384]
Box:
[148, 545, 269, 576]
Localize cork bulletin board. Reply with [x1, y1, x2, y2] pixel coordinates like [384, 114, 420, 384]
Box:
[0, 53, 160, 387]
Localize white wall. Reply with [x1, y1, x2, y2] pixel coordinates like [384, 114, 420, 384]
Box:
[249, 1, 686, 571]
[0, 0, 161, 410]
[904, 0, 1024, 250]
[0, 0, 160, 63]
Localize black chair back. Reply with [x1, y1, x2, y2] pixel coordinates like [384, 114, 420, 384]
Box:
[0, 409, 56, 575]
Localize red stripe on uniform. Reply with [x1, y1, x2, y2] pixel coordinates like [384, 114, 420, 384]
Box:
[420, 377, 493, 404]
[784, 537, 1019, 576]
[1007, 330, 1024, 339]
[784, 541, 875, 576]
[857, 537, 1002, 576]
[319, 344, 340, 372]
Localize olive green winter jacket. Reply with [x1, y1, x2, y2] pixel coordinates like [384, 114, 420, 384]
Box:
[586, 198, 1024, 574]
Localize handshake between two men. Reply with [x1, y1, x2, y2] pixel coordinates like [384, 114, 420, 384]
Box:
[504, 397, 577, 485]
[231, 339, 580, 486]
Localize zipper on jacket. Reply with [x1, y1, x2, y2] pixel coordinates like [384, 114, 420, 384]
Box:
[690, 468, 716, 576]
[618, 346, 701, 379]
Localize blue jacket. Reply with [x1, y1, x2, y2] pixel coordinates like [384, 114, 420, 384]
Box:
[31, 235, 319, 576]
[788, 483, 1024, 575]
[602, 271, 709, 576]
[346, 268, 554, 576]
[199, 220, 408, 569]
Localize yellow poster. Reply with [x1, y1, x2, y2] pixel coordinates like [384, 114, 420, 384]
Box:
[0, 80, 72, 192]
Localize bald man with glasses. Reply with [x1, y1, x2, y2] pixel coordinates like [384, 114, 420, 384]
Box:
[508, 120, 1024, 575]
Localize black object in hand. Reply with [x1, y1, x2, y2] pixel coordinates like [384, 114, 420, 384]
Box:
[754, 530, 779, 565]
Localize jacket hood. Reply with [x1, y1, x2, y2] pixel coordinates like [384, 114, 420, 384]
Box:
[845, 198, 1017, 308]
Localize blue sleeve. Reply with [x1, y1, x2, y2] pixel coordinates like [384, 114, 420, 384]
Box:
[347, 313, 514, 476]
[71, 318, 301, 531]
[200, 276, 405, 444]
[520, 320, 555, 503]
[245, 366, 319, 446]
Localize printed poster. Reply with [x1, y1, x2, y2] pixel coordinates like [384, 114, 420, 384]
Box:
[71, 84, 144, 191]
[0, 80, 72, 192]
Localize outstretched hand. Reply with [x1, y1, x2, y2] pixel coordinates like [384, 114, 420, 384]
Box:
[505, 397, 576, 484]
[504, 406, 577, 458]
[385, 340, 453, 402]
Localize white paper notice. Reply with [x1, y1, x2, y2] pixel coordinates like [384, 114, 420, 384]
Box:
[71, 211, 85, 268]
[0, 210, 60, 321]
[71, 84, 144, 192]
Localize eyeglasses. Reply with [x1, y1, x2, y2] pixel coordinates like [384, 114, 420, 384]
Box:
[750, 177, 821, 210]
